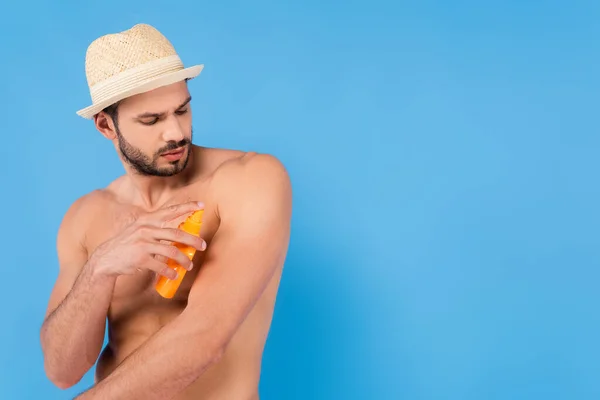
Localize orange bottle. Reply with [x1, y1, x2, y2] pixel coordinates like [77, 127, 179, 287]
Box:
[155, 209, 204, 299]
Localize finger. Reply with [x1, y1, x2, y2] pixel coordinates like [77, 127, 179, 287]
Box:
[153, 253, 168, 263]
[153, 240, 176, 263]
[145, 243, 194, 271]
[148, 227, 206, 252]
[150, 201, 205, 226]
[143, 257, 179, 280]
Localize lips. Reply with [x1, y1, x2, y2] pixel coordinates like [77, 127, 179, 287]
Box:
[162, 148, 184, 156]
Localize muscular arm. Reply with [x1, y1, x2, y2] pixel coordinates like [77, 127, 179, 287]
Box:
[75, 154, 292, 400]
[40, 196, 116, 389]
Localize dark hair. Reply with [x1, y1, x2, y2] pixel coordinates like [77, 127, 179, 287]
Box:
[100, 78, 192, 122]
[102, 101, 121, 127]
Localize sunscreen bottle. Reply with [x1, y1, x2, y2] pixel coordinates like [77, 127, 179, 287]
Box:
[155, 209, 204, 299]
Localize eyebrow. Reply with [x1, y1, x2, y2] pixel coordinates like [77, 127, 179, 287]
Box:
[135, 96, 192, 119]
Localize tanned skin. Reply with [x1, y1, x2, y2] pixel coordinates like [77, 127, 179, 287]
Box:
[40, 80, 292, 399]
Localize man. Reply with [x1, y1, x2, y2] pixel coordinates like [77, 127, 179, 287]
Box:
[39, 23, 292, 400]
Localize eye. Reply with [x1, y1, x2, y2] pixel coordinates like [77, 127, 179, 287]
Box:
[141, 118, 159, 126]
[175, 108, 188, 115]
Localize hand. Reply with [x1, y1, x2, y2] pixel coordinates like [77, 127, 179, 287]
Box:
[89, 201, 207, 280]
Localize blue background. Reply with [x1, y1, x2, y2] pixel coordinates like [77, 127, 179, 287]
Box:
[1, 0, 599, 399]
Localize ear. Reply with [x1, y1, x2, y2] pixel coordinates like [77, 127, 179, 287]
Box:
[94, 112, 118, 140]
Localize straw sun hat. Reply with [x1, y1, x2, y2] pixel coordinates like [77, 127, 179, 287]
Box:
[76, 23, 204, 119]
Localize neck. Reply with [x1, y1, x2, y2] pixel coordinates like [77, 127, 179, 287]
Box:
[123, 147, 196, 210]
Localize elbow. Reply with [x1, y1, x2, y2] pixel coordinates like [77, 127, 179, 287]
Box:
[45, 369, 81, 390]
[40, 334, 90, 389]
[46, 373, 79, 390]
[52, 379, 77, 390]
[44, 360, 83, 390]
[40, 331, 75, 389]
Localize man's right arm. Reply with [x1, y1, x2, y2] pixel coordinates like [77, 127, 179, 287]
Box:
[40, 195, 117, 389]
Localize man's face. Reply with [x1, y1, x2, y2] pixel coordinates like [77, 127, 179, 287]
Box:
[108, 81, 194, 177]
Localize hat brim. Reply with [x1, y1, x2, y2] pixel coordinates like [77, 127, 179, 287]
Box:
[76, 64, 204, 119]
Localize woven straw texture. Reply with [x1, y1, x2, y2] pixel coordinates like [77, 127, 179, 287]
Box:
[85, 24, 177, 88]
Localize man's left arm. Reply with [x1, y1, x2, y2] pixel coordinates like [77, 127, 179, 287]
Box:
[75, 154, 292, 400]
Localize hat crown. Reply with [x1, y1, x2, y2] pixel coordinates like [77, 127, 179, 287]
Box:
[85, 23, 178, 88]
[76, 23, 203, 119]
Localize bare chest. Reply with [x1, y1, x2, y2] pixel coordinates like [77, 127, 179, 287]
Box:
[84, 190, 220, 314]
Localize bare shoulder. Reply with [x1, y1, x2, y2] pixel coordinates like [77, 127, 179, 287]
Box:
[211, 148, 289, 186]
[56, 189, 116, 256]
[208, 149, 292, 218]
[195, 146, 247, 170]
[59, 189, 114, 227]
[197, 146, 289, 185]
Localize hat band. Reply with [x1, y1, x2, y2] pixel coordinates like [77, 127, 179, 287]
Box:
[89, 55, 184, 104]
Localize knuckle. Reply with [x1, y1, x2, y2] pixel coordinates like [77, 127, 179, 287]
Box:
[131, 211, 147, 225]
[126, 211, 139, 225]
[161, 266, 176, 278]
[118, 212, 140, 232]
[172, 228, 184, 238]
[137, 226, 153, 237]
[134, 249, 146, 264]
[166, 245, 179, 259]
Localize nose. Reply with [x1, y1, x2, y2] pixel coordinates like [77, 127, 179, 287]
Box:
[161, 114, 186, 143]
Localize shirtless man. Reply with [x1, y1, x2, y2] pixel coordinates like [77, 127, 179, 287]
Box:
[39, 24, 292, 399]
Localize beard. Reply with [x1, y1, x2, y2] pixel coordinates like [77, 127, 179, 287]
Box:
[115, 126, 193, 177]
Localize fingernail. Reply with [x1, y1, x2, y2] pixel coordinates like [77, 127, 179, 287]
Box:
[188, 262, 194, 271]
[197, 202, 205, 208]
[172, 271, 178, 280]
